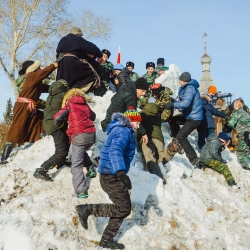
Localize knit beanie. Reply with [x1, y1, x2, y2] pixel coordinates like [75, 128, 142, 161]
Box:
[157, 58, 165, 65]
[179, 72, 191, 82]
[135, 77, 148, 90]
[102, 49, 111, 58]
[126, 61, 135, 68]
[70, 27, 83, 36]
[124, 106, 142, 122]
[208, 85, 217, 94]
[218, 132, 230, 142]
[146, 62, 155, 69]
[114, 63, 124, 70]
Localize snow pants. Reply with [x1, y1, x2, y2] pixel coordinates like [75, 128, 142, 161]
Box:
[71, 133, 95, 194]
[203, 160, 235, 182]
[41, 130, 70, 171]
[88, 174, 131, 241]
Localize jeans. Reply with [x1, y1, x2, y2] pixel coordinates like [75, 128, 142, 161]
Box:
[197, 128, 215, 150]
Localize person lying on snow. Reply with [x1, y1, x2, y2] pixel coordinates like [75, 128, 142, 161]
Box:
[76, 110, 141, 250]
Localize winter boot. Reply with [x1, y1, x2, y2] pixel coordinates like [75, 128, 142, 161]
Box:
[162, 140, 179, 163]
[33, 168, 53, 181]
[190, 157, 200, 167]
[196, 162, 206, 170]
[147, 161, 164, 180]
[77, 191, 89, 199]
[75, 204, 91, 229]
[86, 165, 97, 178]
[0, 142, 14, 164]
[172, 138, 184, 154]
[99, 238, 125, 249]
[227, 180, 237, 186]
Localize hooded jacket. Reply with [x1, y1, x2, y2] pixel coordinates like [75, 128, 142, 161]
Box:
[198, 97, 226, 129]
[54, 88, 96, 140]
[200, 134, 224, 163]
[98, 113, 136, 175]
[140, 103, 164, 144]
[101, 82, 146, 136]
[174, 79, 203, 120]
[43, 81, 68, 135]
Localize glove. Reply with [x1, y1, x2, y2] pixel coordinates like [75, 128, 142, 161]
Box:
[164, 102, 174, 110]
[222, 123, 233, 133]
[244, 131, 250, 147]
[56, 53, 64, 63]
[117, 171, 132, 190]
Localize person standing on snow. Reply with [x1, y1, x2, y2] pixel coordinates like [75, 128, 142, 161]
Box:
[56, 26, 103, 90]
[164, 72, 203, 166]
[95, 49, 114, 96]
[33, 80, 70, 181]
[143, 62, 160, 91]
[0, 60, 58, 165]
[54, 88, 97, 198]
[225, 98, 250, 171]
[76, 109, 141, 249]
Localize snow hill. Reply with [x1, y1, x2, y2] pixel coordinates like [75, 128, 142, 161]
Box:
[1, 65, 250, 250]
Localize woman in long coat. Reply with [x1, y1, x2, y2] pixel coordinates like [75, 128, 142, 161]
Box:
[0, 60, 58, 164]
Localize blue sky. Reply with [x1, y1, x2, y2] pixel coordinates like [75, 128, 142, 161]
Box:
[0, 0, 249, 117]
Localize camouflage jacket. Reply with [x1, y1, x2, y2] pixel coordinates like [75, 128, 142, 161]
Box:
[143, 71, 160, 90]
[227, 108, 250, 135]
[98, 61, 114, 87]
[155, 65, 169, 73]
[138, 87, 173, 122]
[130, 72, 140, 82]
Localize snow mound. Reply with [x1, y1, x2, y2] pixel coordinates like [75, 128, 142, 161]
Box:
[1, 88, 250, 250]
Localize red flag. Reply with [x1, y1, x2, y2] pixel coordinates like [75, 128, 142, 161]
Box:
[116, 46, 121, 63]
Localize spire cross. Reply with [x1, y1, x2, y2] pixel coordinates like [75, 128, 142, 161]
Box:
[203, 33, 207, 53]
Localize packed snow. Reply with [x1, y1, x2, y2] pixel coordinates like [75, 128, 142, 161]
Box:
[1, 64, 250, 250]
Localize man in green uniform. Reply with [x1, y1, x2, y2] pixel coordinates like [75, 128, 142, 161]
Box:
[143, 62, 160, 91]
[155, 58, 169, 74]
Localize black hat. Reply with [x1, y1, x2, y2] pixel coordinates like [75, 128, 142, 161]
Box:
[179, 72, 191, 82]
[157, 58, 165, 65]
[19, 61, 34, 75]
[135, 77, 148, 90]
[102, 49, 111, 58]
[146, 62, 155, 69]
[126, 61, 135, 68]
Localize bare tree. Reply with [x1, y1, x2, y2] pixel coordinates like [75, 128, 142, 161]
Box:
[0, 0, 113, 96]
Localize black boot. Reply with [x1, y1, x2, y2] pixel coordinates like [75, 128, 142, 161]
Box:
[0, 143, 14, 164]
[99, 238, 125, 249]
[33, 168, 53, 181]
[76, 204, 91, 229]
[227, 180, 237, 186]
[147, 161, 164, 179]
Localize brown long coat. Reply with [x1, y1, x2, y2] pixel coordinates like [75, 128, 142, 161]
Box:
[7, 64, 56, 144]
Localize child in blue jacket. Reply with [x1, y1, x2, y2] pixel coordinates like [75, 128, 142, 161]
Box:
[75, 108, 141, 249]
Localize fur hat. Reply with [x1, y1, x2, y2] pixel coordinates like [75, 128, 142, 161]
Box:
[135, 77, 148, 90]
[19, 60, 41, 75]
[218, 132, 230, 142]
[208, 85, 217, 94]
[70, 27, 83, 36]
[157, 58, 165, 65]
[215, 98, 226, 110]
[146, 62, 155, 69]
[114, 64, 124, 70]
[179, 72, 191, 82]
[126, 61, 135, 68]
[102, 49, 111, 58]
[124, 106, 142, 122]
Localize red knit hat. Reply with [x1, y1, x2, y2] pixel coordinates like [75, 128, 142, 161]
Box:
[124, 106, 142, 122]
[208, 85, 217, 94]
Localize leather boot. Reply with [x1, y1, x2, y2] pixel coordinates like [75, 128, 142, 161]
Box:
[0, 142, 14, 164]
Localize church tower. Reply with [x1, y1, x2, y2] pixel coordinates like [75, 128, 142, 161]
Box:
[199, 33, 214, 93]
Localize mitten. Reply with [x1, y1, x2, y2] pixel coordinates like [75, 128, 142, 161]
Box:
[117, 171, 132, 190]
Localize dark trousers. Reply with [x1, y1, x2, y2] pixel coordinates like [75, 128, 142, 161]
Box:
[197, 128, 215, 150]
[41, 130, 70, 171]
[169, 115, 201, 162]
[89, 174, 131, 241]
